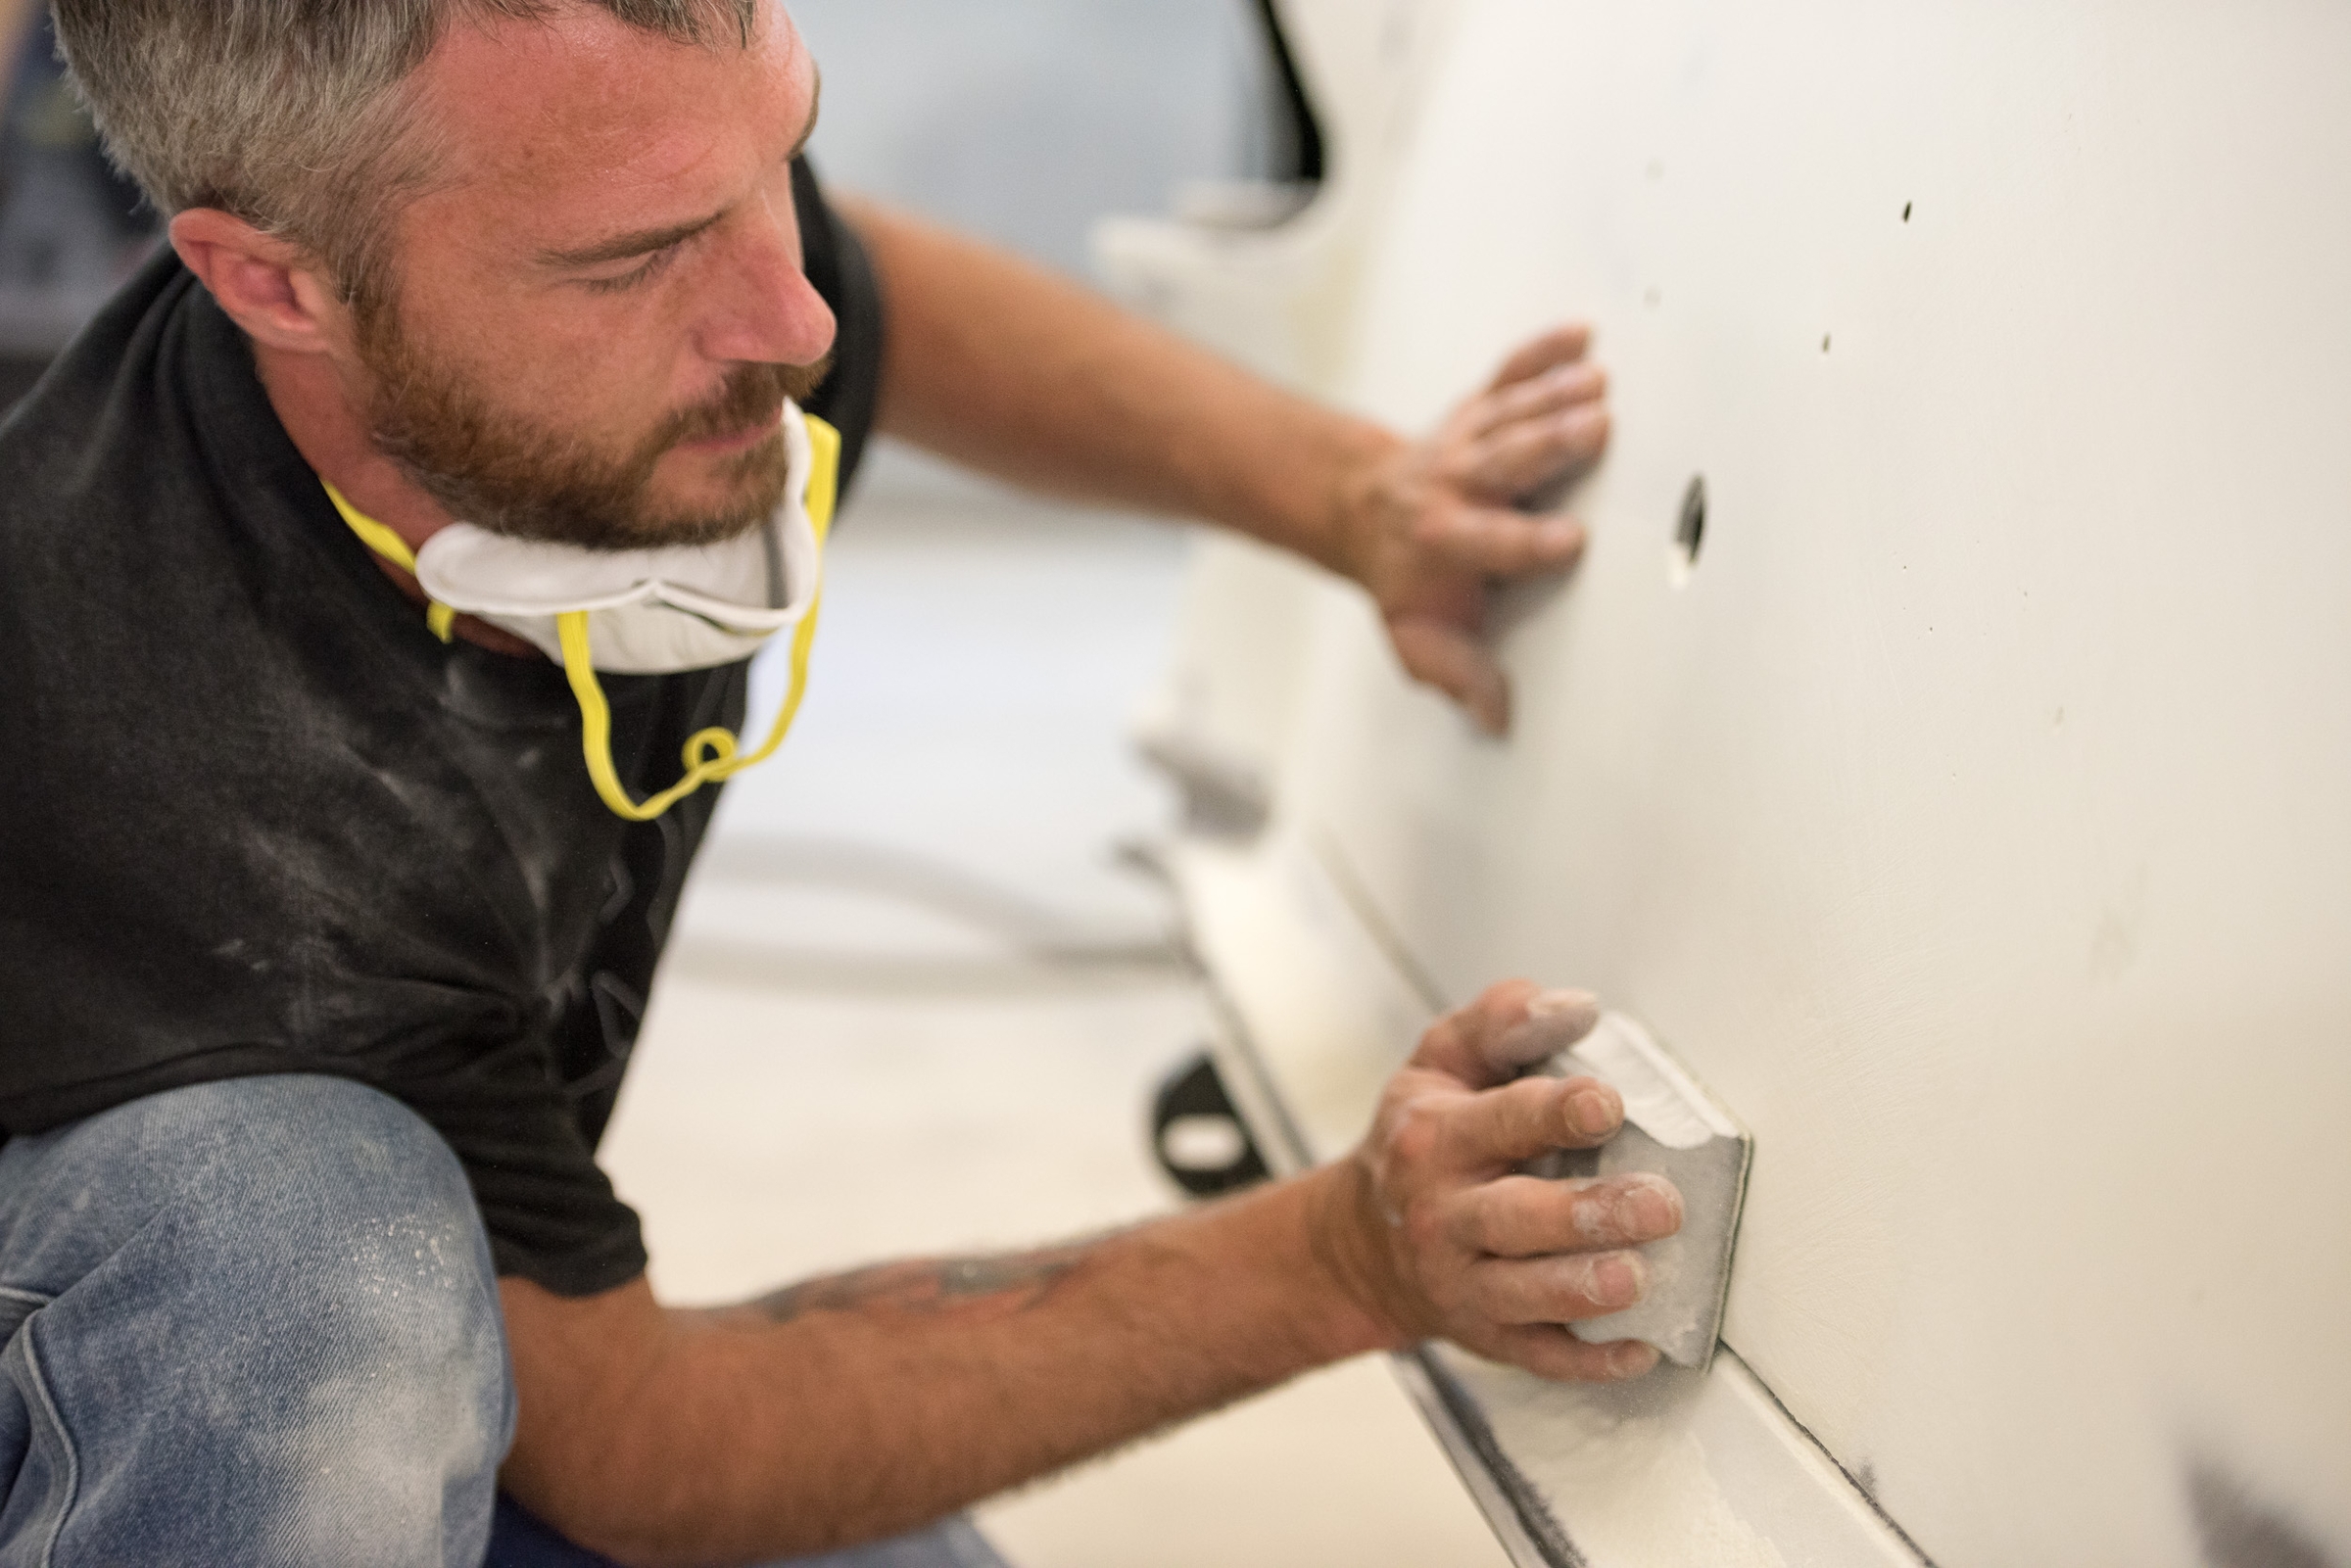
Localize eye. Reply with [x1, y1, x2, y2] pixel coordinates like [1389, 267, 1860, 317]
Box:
[582, 244, 684, 296]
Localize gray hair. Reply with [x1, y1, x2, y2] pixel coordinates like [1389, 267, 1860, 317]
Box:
[55, 0, 761, 303]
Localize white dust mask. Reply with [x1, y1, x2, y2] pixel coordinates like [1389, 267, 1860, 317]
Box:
[324, 404, 843, 822]
[414, 400, 824, 674]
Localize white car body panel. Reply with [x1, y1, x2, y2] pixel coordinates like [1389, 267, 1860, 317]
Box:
[1108, 2, 2351, 1564]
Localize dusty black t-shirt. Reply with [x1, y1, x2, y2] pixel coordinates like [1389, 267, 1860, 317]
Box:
[0, 163, 883, 1297]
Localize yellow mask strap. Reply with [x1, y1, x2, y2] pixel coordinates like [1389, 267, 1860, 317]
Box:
[324, 482, 457, 642]
[324, 411, 842, 824]
[560, 412, 840, 822]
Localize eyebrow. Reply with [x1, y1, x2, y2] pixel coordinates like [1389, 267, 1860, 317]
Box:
[535, 68, 824, 270]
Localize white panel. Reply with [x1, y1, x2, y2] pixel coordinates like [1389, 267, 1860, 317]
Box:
[1253, 1, 2351, 1563]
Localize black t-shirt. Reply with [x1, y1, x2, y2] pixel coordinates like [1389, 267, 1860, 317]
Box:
[0, 162, 884, 1297]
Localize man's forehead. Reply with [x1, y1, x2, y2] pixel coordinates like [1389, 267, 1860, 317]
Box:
[411, 2, 812, 241]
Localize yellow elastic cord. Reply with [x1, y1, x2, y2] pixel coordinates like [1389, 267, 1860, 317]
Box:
[560, 412, 841, 822]
[320, 414, 841, 823]
[323, 481, 458, 642]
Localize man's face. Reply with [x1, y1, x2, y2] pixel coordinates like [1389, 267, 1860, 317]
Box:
[360, 0, 835, 550]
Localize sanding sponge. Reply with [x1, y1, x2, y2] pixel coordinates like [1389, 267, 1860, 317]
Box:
[1533, 1011, 1751, 1371]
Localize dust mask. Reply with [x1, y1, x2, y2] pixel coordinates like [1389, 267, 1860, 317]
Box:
[325, 404, 842, 823]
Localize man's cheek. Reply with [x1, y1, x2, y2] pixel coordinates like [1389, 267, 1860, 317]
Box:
[504, 359, 647, 449]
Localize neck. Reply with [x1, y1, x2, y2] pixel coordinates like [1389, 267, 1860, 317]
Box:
[255, 338, 542, 659]
[254, 339, 456, 556]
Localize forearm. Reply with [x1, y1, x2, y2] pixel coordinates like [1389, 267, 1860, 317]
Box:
[841, 193, 1398, 576]
[502, 1164, 1394, 1567]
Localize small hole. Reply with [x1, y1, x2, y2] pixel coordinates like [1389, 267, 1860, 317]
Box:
[1676, 474, 1707, 568]
[1902, 202, 1913, 222]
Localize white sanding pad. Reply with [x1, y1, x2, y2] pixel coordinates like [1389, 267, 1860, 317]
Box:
[1536, 1014, 1752, 1371]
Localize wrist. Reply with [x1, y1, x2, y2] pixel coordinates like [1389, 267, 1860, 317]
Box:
[1234, 413, 1402, 583]
[1315, 425, 1409, 585]
[1295, 1160, 1417, 1356]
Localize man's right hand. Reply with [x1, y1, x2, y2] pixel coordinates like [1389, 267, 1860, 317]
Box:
[503, 979, 1683, 1563]
[1316, 980, 1685, 1381]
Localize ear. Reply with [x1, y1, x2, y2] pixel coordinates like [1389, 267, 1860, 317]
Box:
[169, 209, 355, 357]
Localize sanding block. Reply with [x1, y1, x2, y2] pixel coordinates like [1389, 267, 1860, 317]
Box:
[1533, 1012, 1751, 1371]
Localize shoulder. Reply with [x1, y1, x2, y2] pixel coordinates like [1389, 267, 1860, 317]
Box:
[0, 249, 219, 581]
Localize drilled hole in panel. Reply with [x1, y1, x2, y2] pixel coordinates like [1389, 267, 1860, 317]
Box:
[1674, 474, 1707, 578]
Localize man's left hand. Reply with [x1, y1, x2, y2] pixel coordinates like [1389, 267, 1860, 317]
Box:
[1334, 324, 1610, 736]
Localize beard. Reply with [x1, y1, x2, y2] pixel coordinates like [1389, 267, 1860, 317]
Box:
[360, 307, 833, 551]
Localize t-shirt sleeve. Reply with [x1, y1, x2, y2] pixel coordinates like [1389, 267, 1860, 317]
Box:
[396, 1038, 649, 1297]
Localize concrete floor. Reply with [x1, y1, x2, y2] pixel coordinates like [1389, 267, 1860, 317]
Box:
[599, 454, 1510, 1567]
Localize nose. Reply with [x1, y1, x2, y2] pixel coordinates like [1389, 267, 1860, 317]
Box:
[694, 191, 838, 371]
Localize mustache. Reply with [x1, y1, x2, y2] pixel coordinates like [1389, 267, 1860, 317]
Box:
[660, 354, 836, 451]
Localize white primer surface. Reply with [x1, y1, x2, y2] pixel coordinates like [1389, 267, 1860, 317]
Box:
[1136, 0, 2351, 1560]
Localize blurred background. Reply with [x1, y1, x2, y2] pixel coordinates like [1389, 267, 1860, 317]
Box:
[0, 4, 1502, 1561]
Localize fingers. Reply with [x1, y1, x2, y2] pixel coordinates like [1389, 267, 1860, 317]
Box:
[1485, 323, 1593, 392]
[1463, 362, 1607, 441]
[1461, 405, 1611, 500]
[1414, 499, 1588, 579]
[1444, 1174, 1682, 1257]
[1455, 332, 1608, 502]
[1405, 980, 1544, 1085]
[1411, 982, 1560, 1090]
[1387, 615, 1511, 736]
[1486, 988, 1601, 1071]
[1494, 1325, 1661, 1383]
[1469, 1249, 1650, 1325]
[1409, 981, 1597, 1086]
[1436, 1075, 1625, 1171]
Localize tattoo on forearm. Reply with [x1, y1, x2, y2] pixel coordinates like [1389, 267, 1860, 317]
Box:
[752, 1247, 1087, 1326]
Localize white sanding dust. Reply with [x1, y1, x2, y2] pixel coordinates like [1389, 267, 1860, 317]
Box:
[1439, 1351, 1792, 1568]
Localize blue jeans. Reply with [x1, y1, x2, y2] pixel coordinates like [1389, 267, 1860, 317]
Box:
[0, 1076, 1009, 1568]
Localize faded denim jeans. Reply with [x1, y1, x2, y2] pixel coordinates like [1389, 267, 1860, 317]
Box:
[0, 1075, 1010, 1568]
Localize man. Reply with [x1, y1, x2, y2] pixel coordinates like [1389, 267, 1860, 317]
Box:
[0, 3, 1674, 1564]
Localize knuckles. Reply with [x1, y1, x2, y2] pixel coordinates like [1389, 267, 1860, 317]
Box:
[1399, 1197, 1453, 1260]
[1410, 509, 1458, 549]
[1378, 1097, 1447, 1174]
